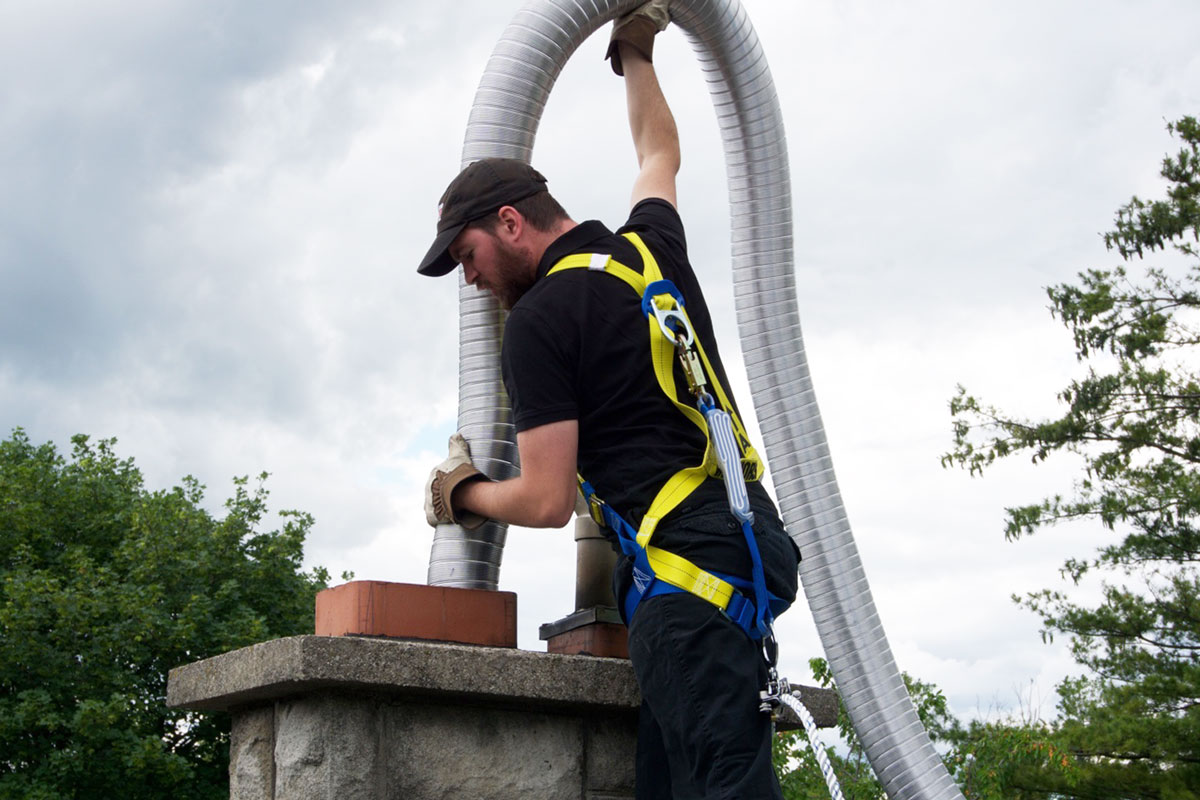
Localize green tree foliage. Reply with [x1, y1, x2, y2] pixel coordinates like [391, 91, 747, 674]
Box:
[946, 715, 1085, 800]
[944, 117, 1200, 798]
[773, 657, 958, 799]
[0, 430, 331, 799]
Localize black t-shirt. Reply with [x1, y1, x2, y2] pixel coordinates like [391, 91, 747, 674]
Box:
[501, 199, 789, 587]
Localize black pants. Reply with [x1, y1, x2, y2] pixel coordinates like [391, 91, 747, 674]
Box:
[628, 592, 783, 800]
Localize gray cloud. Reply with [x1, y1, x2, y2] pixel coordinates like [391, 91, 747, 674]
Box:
[2, 0, 1199, 724]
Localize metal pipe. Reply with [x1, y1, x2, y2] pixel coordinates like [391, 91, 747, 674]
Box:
[428, 1, 963, 797]
[575, 516, 618, 611]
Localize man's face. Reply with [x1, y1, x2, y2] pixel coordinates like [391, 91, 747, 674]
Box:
[449, 225, 536, 310]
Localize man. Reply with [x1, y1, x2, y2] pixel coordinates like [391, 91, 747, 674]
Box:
[418, 4, 800, 797]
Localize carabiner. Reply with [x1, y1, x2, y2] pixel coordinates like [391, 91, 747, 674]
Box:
[642, 280, 695, 348]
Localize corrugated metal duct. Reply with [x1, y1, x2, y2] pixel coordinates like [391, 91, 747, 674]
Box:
[426, 1, 964, 797]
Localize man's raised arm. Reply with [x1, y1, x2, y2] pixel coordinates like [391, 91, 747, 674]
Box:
[606, 1, 679, 209]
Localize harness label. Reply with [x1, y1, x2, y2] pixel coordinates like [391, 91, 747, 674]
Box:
[694, 572, 722, 600]
[633, 565, 653, 594]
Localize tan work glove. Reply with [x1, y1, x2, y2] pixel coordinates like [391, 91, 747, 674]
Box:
[424, 433, 489, 530]
[605, 0, 671, 76]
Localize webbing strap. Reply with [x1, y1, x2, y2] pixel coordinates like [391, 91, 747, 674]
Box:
[646, 544, 737, 608]
[636, 466, 708, 546]
[647, 522, 775, 638]
[549, 252, 645, 290]
[623, 231, 665, 284]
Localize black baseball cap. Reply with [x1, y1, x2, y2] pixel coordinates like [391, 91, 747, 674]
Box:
[417, 158, 549, 277]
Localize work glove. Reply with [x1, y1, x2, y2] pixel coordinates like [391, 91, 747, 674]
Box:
[605, 0, 671, 76]
[424, 433, 489, 530]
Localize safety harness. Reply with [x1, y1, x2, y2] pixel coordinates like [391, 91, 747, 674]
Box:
[548, 233, 842, 796]
[546, 232, 788, 642]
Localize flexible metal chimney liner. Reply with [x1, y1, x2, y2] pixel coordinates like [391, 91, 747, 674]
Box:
[427, 0, 963, 797]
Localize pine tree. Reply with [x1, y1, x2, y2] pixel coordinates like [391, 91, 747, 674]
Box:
[945, 117, 1200, 799]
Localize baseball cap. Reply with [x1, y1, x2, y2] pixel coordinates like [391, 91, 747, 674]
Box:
[417, 158, 549, 277]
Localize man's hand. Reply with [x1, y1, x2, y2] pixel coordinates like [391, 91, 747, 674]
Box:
[605, 0, 670, 76]
[424, 433, 489, 529]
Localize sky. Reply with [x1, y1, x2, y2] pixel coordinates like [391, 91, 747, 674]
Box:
[3, 0, 1199, 732]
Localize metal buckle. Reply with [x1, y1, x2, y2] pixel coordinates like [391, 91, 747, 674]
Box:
[651, 300, 694, 348]
[588, 495, 607, 528]
[641, 281, 694, 348]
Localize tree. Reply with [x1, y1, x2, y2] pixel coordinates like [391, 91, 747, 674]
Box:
[944, 116, 1200, 798]
[773, 657, 958, 799]
[0, 430, 332, 799]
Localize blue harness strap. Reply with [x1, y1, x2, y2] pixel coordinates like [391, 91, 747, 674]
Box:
[580, 478, 784, 641]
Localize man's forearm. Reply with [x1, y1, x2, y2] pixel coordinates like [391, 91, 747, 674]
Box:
[454, 475, 574, 529]
[449, 419, 580, 529]
[621, 43, 680, 207]
[622, 45, 679, 168]
[624, 44, 681, 172]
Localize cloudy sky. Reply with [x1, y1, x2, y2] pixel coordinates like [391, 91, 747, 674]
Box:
[3, 0, 1198, 729]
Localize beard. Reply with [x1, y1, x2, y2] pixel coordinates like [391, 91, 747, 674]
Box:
[487, 239, 537, 310]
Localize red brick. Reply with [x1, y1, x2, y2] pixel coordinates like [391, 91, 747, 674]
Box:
[545, 622, 629, 659]
[315, 581, 516, 648]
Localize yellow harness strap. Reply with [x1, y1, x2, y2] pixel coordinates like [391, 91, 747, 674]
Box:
[646, 545, 737, 609]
